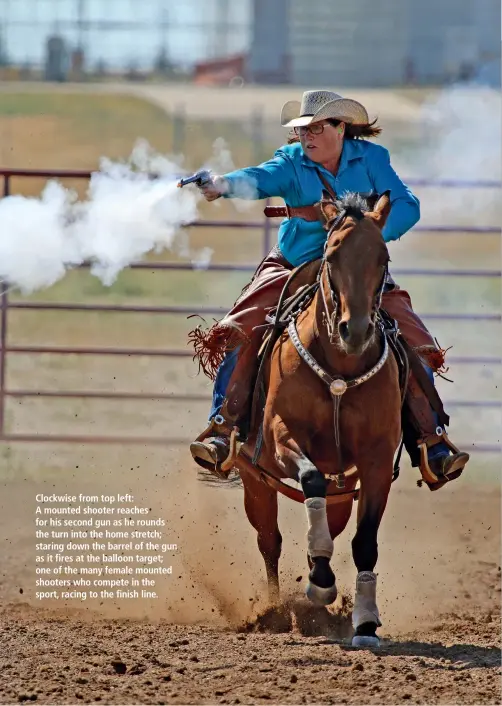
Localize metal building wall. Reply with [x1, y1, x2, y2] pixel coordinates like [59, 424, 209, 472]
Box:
[288, 0, 410, 87]
[474, 0, 501, 58]
[247, 0, 290, 83]
[471, 0, 500, 84]
[247, 0, 500, 87]
[408, 0, 476, 83]
[400, 0, 499, 84]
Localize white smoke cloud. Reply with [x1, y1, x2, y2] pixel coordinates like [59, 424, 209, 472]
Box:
[203, 136, 236, 175]
[402, 84, 501, 227]
[0, 140, 204, 294]
[204, 137, 259, 208]
[0, 182, 80, 293]
[420, 85, 500, 181]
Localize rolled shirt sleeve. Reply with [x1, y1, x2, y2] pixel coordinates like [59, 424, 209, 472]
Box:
[368, 147, 420, 242]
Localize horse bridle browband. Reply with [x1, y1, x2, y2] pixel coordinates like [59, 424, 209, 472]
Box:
[287, 207, 390, 483]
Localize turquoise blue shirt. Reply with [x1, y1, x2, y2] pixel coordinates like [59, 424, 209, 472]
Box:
[223, 140, 420, 267]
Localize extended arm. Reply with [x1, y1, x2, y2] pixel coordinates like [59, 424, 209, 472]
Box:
[199, 153, 294, 202]
[368, 148, 420, 242]
[223, 155, 294, 200]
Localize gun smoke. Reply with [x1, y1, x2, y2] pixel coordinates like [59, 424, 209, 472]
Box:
[0, 139, 207, 294]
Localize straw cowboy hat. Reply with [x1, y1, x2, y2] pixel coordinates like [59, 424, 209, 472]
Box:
[281, 90, 369, 127]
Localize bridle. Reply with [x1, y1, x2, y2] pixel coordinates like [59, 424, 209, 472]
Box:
[317, 208, 388, 343]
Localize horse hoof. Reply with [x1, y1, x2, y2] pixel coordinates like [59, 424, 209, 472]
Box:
[352, 634, 380, 648]
[305, 580, 338, 606]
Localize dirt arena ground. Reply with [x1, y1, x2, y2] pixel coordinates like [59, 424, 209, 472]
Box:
[0, 441, 500, 705]
[1, 596, 500, 705]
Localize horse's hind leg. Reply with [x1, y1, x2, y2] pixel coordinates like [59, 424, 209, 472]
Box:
[350, 452, 394, 647]
[239, 467, 282, 605]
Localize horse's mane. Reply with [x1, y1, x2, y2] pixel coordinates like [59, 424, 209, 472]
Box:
[333, 192, 370, 219]
[326, 192, 388, 257]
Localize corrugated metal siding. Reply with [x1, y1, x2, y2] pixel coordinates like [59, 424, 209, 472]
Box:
[473, 0, 501, 85]
[248, 0, 501, 87]
[408, 0, 472, 82]
[408, 0, 500, 83]
[289, 0, 409, 87]
[247, 0, 290, 83]
[475, 0, 501, 57]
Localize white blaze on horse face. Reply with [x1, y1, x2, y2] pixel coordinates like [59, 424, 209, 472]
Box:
[304, 497, 334, 560]
[352, 571, 382, 629]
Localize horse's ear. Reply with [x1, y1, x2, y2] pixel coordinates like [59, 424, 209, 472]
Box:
[319, 189, 338, 226]
[365, 192, 380, 211]
[370, 190, 391, 228]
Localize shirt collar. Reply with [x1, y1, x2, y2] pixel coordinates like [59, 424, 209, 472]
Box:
[301, 138, 364, 174]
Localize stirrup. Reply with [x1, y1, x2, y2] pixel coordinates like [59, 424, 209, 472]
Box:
[191, 416, 241, 474]
[220, 426, 241, 472]
[417, 429, 469, 490]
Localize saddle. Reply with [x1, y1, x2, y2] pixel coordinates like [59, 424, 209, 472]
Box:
[234, 266, 447, 489]
[227, 266, 403, 444]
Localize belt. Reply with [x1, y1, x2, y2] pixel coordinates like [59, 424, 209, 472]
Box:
[263, 204, 320, 221]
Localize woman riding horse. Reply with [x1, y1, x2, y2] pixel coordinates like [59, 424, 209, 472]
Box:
[189, 90, 469, 489]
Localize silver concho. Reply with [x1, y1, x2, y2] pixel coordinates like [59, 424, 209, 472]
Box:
[330, 378, 347, 396]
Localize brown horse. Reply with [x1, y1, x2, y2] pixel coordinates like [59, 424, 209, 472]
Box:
[234, 191, 402, 647]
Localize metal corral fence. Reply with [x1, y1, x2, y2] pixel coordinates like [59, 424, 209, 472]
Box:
[0, 168, 500, 451]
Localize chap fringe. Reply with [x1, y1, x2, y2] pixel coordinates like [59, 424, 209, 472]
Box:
[188, 319, 247, 381]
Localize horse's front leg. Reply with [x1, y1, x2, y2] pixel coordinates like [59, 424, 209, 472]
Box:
[351, 449, 394, 647]
[273, 419, 337, 606]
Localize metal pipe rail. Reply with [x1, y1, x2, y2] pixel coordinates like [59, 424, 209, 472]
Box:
[1, 168, 499, 449]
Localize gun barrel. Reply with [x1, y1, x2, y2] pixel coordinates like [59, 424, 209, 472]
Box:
[177, 175, 198, 188]
[177, 170, 211, 188]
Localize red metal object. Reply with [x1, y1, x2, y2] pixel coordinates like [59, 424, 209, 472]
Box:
[0, 168, 500, 450]
[193, 54, 246, 86]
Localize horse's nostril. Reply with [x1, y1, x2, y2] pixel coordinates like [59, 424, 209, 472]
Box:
[339, 321, 350, 341]
[339, 318, 374, 345]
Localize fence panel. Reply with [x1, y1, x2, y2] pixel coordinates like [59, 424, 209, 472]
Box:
[0, 168, 500, 452]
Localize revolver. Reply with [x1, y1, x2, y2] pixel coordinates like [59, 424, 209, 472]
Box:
[177, 169, 212, 189]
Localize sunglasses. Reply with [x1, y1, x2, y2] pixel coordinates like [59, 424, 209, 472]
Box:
[294, 121, 340, 136]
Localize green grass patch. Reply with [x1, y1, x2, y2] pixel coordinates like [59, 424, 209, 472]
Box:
[0, 92, 264, 175]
